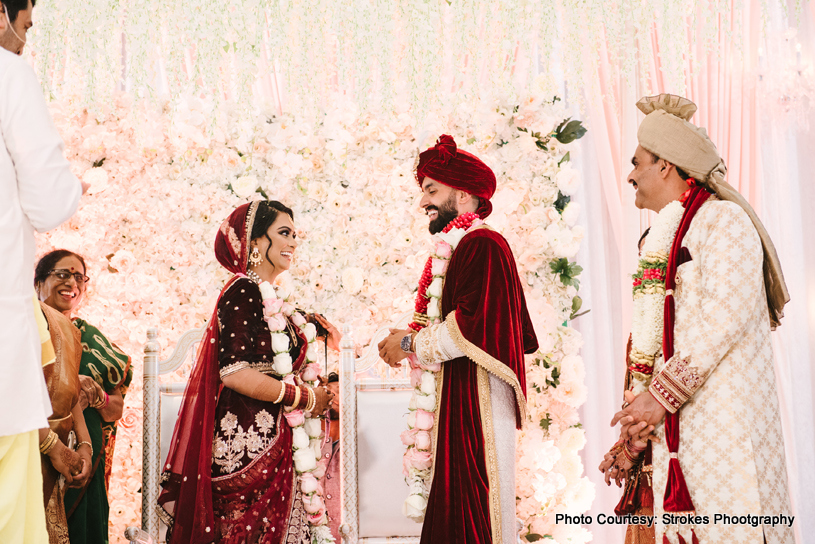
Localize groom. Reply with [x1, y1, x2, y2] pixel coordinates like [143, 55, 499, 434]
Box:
[379, 135, 538, 544]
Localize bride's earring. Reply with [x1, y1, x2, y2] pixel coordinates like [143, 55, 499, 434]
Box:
[249, 246, 262, 266]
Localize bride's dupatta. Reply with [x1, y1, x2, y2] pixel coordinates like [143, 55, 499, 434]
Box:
[158, 202, 259, 544]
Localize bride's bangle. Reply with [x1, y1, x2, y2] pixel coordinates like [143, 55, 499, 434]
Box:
[273, 383, 287, 404]
[305, 387, 316, 412]
[291, 385, 301, 409]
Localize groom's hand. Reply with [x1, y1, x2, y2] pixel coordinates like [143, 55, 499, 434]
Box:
[611, 389, 665, 441]
[378, 329, 412, 368]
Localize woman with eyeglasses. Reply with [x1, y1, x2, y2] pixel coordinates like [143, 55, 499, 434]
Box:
[34, 249, 133, 544]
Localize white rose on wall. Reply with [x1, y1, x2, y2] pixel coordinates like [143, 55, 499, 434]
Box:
[341, 267, 364, 295]
[232, 174, 259, 198]
[561, 202, 580, 226]
[82, 167, 109, 194]
[555, 166, 580, 196]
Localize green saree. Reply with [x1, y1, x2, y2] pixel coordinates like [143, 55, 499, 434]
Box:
[64, 319, 132, 544]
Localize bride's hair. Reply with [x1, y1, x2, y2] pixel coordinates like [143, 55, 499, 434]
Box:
[251, 200, 294, 271]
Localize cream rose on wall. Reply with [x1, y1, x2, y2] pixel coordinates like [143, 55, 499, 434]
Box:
[38, 93, 592, 543]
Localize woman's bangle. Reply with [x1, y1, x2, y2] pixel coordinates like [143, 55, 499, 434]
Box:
[291, 385, 301, 409]
[39, 430, 59, 455]
[77, 441, 93, 457]
[273, 382, 287, 404]
[296, 386, 310, 410]
[305, 387, 316, 412]
[91, 391, 109, 410]
[282, 383, 296, 406]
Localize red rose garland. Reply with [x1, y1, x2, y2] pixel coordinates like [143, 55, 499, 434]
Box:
[408, 212, 480, 332]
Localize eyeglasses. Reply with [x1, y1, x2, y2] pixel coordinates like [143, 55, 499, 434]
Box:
[49, 269, 90, 285]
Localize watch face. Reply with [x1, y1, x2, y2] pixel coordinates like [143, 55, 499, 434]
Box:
[401, 334, 413, 353]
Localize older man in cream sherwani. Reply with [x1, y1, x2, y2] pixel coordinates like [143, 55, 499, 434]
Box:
[0, 4, 83, 540]
[612, 94, 794, 544]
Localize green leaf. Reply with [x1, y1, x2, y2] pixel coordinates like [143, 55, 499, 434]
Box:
[526, 534, 544, 542]
[549, 258, 569, 275]
[92, 157, 106, 168]
[554, 191, 571, 213]
[539, 416, 551, 431]
[255, 186, 269, 199]
[571, 296, 583, 314]
[466, 137, 476, 145]
[567, 262, 584, 277]
[554, 119, 587, 144]
[557, 151, 571, 166]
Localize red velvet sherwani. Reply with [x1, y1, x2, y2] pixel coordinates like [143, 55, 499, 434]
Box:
[416, 227, 538, 544]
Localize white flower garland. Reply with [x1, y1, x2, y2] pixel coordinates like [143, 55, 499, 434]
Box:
[255, 280, 335, 543]
[401, 219, 482, 522]
[629, 200, 684, 394]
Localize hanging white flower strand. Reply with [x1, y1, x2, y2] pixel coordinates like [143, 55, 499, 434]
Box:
[256, 280, 335, 543]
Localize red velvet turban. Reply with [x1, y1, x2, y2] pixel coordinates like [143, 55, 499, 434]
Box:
[416, 135, 496, 219]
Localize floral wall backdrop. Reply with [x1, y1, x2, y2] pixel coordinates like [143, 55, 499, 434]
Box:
[38, 88, 593, 543]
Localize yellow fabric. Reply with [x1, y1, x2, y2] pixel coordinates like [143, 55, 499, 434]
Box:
[33, 296, 56, 368]
[636, 94, 790, 329]
[0, 430, 49, 544]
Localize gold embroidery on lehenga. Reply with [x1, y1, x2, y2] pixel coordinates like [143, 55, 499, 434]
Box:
[213, 410, 277, 473]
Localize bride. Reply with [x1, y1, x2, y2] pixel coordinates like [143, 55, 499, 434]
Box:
[158, 200, 339, 543]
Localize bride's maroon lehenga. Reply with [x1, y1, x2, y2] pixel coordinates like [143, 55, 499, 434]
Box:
[210, 277, 310, 542]
[158, 202, 310, 544]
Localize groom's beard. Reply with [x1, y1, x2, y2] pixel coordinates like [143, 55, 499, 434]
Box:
[427, 194, 459, 234]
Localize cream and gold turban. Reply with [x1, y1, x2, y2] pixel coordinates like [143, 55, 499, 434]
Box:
[636, 93, 789, 329]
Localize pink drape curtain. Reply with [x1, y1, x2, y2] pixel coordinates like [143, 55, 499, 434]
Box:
[578, 1, 812, 543]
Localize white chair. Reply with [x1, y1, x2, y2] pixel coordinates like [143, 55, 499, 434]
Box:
[132, 326, 205, 543]
[339, 313, 422, 544]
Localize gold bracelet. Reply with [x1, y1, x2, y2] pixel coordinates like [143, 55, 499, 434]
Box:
[273, 382, 287, 404]
[291, 385, 301, 408]
[39, 430, 58, 455]
[305, 387, 316, 412]
[76, 441, 93, 457]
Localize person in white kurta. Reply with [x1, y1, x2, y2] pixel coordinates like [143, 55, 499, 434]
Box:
[0, 26, 83, 542]
[613, 94, 794, 544]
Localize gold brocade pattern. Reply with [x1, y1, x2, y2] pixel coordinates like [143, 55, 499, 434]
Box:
[284, 484, 310, 544]
[476, 366, 503, 544]
[445, 312, 527, 422]
[45, 483, 70, 544]
[213, 410, 277, 473]
[650, 200, 794, 544]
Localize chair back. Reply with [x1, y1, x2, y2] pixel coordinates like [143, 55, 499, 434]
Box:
[339, 313, 422, 543]
[137, 326, 205, 542]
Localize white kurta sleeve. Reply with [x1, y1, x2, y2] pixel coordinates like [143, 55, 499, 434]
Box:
[0, 58, 81, 232]
[413, 321, 466, 365]
[650, 202, 766, 413]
